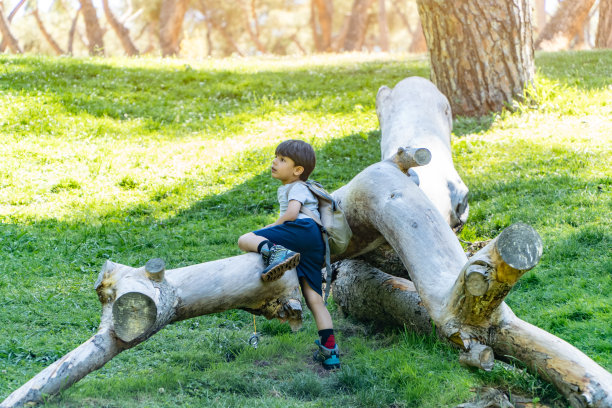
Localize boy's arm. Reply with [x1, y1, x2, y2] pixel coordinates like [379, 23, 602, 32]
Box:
[266, 200, 302, 227]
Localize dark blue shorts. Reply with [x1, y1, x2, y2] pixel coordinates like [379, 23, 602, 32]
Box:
[253, 218, 325, 296]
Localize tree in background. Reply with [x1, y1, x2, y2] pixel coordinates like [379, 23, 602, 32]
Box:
[79, 0, 104, 55]
[102, 0, 139, 56]
[596, 0, 612, 48]
[311, 0, 333, 52]
[0, 0, 23, 53]
[159, 0, 187, 56]
[416, 0, 534, 117]
[32, 7, 65, 55]
[535, 0, 596, 51]
[342, 0, 374, 51]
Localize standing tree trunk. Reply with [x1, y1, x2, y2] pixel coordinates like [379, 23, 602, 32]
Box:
[342, 0, 374, 51]
[243, 0, 266, 53]
[311, 0, 333, 52]
[78, 0, 104, 55]
[159, 0, 188, 57]
[377, 0, 389, 51]
[0, 2, 21, 53]
[102, 0, 139, 56]
[535, 0, 596, 51]
[0, 0, 25, 52]
[416, 0, 535, 117]
[596, 0, 612, 48]
[67, 8, 80, 55]
[32, 9, 65, 55]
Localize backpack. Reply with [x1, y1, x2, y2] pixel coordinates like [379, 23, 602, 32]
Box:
[289, 180, 353, 303]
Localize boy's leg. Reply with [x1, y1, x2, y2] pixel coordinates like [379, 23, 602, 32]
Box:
[238, 232, 300, 282]
[238, 232, 268, 253]
[301, 278, 340, 370]
[301, 278, 333, 331]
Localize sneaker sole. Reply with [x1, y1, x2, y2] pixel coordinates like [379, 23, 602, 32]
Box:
[261, 252, 300, 282]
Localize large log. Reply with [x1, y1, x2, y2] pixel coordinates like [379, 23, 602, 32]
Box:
[1, 256, 302, 408]
[377, 77, 469, 231]
[331, 158, 612, 406]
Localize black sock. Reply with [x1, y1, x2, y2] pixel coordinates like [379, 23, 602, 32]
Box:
[257, 240, 273, 254]
[318, 329, 335, 348]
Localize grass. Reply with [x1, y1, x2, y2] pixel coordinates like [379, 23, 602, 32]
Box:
[0, 50, 610, 407]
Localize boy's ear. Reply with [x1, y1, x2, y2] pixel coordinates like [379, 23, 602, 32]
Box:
[293, 165, 304, 177]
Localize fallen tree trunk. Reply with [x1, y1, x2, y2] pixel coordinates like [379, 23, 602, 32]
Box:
[1, 256, 302, 408]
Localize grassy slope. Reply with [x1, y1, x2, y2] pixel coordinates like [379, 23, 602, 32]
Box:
[0, 51, 610, 407]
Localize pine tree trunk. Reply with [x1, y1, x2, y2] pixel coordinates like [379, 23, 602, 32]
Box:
[596, 0, 612, 48]
[244, 0, 266, 53]
[535, 0, 596, 51]
[343, 0, 374, 51]
[159, 0, 188, 57]
[32, 9, 65, 55]
[0, 5, 21, 53]
[102, 0, 139, 56]
[416, 0, 534, 117]
[78, 0, 104, 55]
[311, 0, 333, 52]
[67, 8, 80, 55]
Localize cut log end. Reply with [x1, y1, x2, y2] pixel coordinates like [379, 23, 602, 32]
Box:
[465, 264, 490, 296]
[392, 146, 432, 173]
[112, 292, 157, 342]
[496, 223, 543, 272]
[145, 258, 166, 282]
[459, 343, 495, 371]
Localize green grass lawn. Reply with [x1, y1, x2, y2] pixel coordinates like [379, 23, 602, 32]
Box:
[0, 51, 610, 407]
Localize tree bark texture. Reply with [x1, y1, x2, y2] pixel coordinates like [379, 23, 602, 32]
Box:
[159, 0, 188, 56]
[102, 0, 139, 56]
[0, 4, 21, 53]
[596, 0, 612, 48]
[416, 0, 535, 117]
[535, 0, 596, 51]
[32, 9, 65, 55]
[78, 0, 105, 55]
[342, 0, 374, 51]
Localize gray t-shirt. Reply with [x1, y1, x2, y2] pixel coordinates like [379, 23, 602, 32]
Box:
[277, 181, 320, 220]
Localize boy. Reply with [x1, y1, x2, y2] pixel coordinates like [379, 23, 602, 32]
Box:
[237, 139, 340, 370]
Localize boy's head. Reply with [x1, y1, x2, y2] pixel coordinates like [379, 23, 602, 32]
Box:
[275, 139, 316, 181]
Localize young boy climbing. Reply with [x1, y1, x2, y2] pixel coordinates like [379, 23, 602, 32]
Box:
[237, 139, 340, 370]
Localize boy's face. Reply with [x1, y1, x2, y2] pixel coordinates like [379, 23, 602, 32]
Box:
[271, 154, 304, 184]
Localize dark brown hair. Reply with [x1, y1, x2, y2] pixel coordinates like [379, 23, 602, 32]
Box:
[275, 139, 316, 181]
